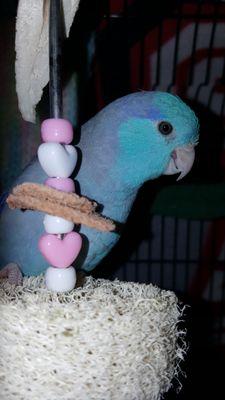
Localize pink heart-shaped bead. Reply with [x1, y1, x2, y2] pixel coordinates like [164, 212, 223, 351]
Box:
[38, 232, 82, 268]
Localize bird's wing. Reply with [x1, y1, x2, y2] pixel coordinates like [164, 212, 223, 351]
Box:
[78, 225, 119, 272]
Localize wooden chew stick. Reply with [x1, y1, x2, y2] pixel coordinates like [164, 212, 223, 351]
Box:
[7, 183, 115, 232]
[12, 183, 97, 213]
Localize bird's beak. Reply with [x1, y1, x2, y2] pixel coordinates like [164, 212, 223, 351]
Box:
[163, 144, 195, 181]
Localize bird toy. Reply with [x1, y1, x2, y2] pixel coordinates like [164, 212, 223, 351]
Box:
[37, 0, 79, 291]
[1, 0, 114, 292]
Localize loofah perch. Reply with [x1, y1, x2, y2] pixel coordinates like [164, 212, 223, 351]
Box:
[0, 276, 186, 400]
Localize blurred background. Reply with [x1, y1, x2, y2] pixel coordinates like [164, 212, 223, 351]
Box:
[1, 0, 225, 398]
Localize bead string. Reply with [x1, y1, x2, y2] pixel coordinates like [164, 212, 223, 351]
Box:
[37, 120, 82, 292]
[37, 0, 82, 292]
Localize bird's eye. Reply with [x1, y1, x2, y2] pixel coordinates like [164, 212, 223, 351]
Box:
[158, 121, 173, 135]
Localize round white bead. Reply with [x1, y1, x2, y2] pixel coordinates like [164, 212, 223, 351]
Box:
[43, 214, 74, 234]
[37, 143, 77, 178]
[45, 266, 76, 292]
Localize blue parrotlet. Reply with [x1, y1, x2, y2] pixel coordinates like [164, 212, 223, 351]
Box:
[0, 92, 199, 280]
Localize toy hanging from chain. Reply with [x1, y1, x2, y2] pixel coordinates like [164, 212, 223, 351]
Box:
[4, 0, 115, 292]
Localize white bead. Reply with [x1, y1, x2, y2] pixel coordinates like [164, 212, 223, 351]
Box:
[43, 214, 74, 234]
[45, 266, 76, 292]
[38, 143, 77, 178]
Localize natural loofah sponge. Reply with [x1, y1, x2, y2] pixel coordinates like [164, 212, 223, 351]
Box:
[0, 276, 186, 400]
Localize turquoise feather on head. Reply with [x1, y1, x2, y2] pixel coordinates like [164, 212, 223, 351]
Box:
[99, 91, 199, 188]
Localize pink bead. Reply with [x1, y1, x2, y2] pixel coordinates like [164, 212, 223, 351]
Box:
[45, 177, 75, 193]
[38, 232, 82, 268]
[41, 118, 73, 144]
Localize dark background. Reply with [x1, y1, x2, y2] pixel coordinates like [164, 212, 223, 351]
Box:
[1, 1, 225, 399]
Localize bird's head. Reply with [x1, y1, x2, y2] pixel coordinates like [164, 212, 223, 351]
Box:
[114, 91, 199, 188]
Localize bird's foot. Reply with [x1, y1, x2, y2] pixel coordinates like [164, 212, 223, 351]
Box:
[0, 263, 23, 285]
